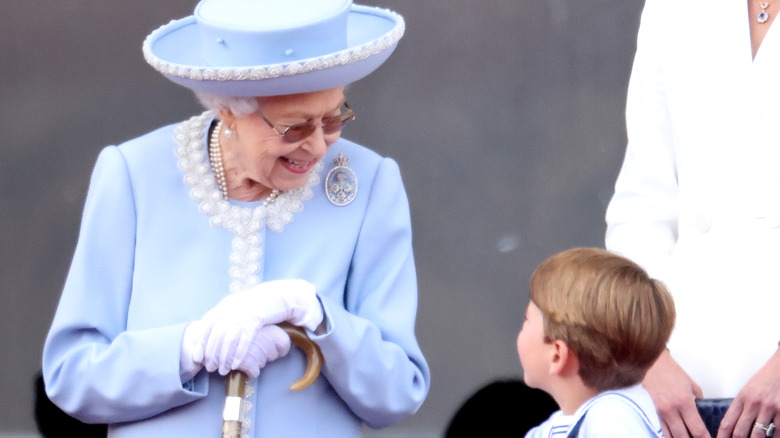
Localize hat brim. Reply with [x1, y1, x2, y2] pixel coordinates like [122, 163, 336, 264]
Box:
[143, 5, 404, 97]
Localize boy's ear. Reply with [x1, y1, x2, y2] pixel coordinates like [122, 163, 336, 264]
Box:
[549, 340, 578, 377]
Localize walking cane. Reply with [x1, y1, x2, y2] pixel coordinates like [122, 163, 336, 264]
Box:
[221, 322, 324, 438]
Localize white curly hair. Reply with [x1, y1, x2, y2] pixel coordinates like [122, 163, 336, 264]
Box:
[194, 91, 259, 117]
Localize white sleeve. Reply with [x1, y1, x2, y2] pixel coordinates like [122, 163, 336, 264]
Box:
[605, 0, 679, 280]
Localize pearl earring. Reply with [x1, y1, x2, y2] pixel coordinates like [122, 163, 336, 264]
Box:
[223, 127, 233, 138]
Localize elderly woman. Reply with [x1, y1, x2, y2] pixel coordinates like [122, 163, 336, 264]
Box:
[41, 1, 430, 436]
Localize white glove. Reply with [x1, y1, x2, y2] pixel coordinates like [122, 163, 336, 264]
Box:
[180, 320, 208, 382]
[196, 279, 323, 377]
[213, 324, 291, 378]
[182, 321, 293, 380]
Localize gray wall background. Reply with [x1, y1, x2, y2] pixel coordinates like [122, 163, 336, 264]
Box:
[1, 0, 643, 435]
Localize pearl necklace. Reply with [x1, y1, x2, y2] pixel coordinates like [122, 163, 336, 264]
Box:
[209, 119, 280, 205]
[176, 111, 322, 296]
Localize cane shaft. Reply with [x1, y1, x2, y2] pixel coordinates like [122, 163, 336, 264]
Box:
[222, 371, 246, 438]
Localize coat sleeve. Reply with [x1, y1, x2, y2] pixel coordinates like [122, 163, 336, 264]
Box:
[604, 0, 679, 279]
[42, 146, 206, 424]
[310, 157, 430, 429]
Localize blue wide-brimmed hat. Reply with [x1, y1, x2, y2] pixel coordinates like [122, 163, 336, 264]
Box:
[143, 0, 405, 97]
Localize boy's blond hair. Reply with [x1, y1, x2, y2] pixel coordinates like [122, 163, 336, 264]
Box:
[530, 247, 675, 391]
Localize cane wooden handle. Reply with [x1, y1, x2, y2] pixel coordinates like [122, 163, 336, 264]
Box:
[222, 322, 323, 438]
[221, 323, 323, 437]
[279, 322, 324, 391]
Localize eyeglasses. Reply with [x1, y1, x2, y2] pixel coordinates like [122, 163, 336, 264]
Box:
[259, 102, 355, 143]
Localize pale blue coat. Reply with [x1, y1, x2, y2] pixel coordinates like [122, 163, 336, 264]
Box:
[42, 114, 430, 437]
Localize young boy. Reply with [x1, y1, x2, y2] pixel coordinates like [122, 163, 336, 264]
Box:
[518, 248, 675, 437]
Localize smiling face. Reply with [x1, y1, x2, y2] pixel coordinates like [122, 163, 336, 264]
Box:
[218, 86, 347, 199]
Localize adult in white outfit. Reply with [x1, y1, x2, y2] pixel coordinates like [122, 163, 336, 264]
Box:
[605, 0, 780, 437]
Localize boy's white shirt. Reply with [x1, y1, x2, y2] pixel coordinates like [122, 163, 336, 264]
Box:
[524, 384, 664, 437]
